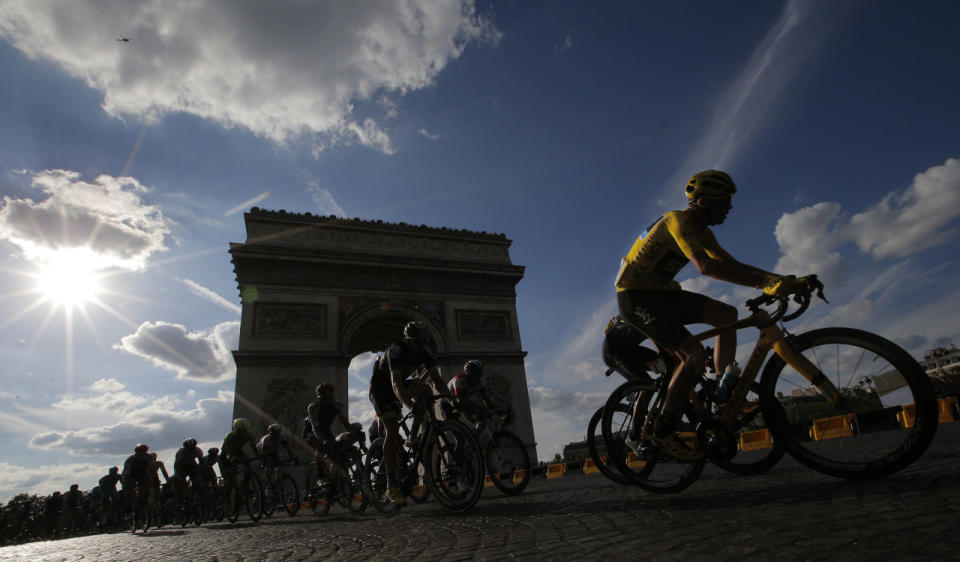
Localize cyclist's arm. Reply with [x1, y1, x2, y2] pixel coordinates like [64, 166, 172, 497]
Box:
[423, 365, 445, 394]
[689, 230, 778, 288]
[387, 353, 415, 408]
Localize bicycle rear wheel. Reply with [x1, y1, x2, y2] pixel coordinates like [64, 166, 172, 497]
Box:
[425, 420, 484, 514]
[707, 382, 786, 475]
[485, 430, 530, 495]
[587, 406, 631, 485]
[760, 327, 938, 480]
[601, 379, 705, 493]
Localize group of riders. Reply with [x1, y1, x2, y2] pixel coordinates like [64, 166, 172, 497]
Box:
[82, 317, 497, 525]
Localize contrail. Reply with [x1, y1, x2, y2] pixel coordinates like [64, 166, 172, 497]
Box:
[224, 190, 271, 217]
[659, 0, 836, 207]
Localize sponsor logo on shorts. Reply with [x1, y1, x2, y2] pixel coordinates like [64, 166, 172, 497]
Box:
[633, 305, 656, 325]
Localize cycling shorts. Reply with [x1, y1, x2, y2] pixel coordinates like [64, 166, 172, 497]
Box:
[617, 289, 709, 349]
[369, 383, 402, 422]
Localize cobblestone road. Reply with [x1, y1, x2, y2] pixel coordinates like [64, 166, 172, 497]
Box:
[3, 423, 959, 561]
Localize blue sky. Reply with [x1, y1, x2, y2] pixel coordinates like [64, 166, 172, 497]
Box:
[1, 0, 959, 500]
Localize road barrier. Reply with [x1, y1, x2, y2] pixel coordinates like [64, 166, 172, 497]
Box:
[484, 475, 495, 487]
[939, 397, 957, 423]
[583, 458, 600, 474]
[898, 403, 916, 429]
[809, 414, 855, 440]
[513, 469, 527, 484]
[738, 428, 774, 451]
[546, 463, 566, 479]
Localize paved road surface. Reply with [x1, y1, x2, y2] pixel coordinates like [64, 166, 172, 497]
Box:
[3, 422, 958, 561]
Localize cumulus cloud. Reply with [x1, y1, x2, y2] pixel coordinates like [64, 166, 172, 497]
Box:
[88, 378, 125, 392]
[0, 0, 501, 153]
[113, 320, 240, 382]
[774, 158, 960, 282]
[28, 390, 234, 457]
[0, 170, 171, 270]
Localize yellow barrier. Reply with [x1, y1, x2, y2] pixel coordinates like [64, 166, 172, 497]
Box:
[739, 429, 773, 451]
[545, 463, 565, 479]
[512, 469, 526, 484]
[583, 458, 600, 474]
[809, 413, 855, 440]
[484, 475, 495, 487]
[625, 452, 645, 469]
[939, 397, 957, 423]
[897, 403, 916, 429]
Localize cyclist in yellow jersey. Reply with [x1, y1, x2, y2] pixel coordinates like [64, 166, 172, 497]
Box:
[615, 170, 802, 461]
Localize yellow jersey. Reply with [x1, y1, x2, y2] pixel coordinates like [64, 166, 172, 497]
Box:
[615, 207, 733, 292]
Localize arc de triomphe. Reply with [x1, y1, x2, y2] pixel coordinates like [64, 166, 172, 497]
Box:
[228, 208, 538, 463]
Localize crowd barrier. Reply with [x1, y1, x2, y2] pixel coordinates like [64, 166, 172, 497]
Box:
[545, 463, 565, 479]
[809, 414, 855, 440]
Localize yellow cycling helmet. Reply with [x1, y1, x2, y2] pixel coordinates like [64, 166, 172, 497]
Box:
[685, 170, 737, 200]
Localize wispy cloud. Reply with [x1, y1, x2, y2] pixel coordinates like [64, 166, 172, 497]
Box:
[554, 32, 574, 54]
[418, 128, 442, 141]
[179, 278, 242, 315]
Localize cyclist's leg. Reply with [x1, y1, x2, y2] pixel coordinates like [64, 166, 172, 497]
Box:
[702, 299, 738, 373]
[619, 290, 708, 460]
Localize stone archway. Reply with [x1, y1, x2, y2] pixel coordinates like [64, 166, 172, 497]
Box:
[228, 209, 538, 463]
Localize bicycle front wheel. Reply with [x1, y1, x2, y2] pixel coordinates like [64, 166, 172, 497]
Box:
[485, 430, 530, 495]
[587, 406, 631, 485]
[262, 477, 276, 518]
[279, 473, 299, 516]
[425, 420, 484, 514]
[242, 473, 264, 522]
[340, 450, 369, 514]
[363, 439, 399, 516]
[759, 327, 938, 480]
[601, 378, 705, 493]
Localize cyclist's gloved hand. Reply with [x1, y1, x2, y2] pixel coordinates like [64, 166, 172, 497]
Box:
[763, 275, 798, 298]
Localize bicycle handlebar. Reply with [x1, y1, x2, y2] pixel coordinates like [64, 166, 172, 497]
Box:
[745, 274, 827, 324]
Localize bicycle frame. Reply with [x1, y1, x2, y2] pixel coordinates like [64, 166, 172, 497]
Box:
[692, 308, 842, 431]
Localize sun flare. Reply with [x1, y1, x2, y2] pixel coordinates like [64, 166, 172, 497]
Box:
[33, 249, 103, 308]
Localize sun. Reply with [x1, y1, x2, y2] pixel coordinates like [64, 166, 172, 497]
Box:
[34, 248, 104, 309]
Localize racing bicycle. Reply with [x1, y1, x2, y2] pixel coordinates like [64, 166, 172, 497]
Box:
[600, 276, 938, 493]
[366, 393, 485, 515]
